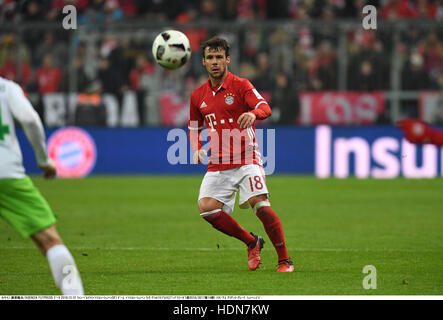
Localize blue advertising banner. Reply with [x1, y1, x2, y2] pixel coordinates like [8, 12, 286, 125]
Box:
[18, 125, 443, 178]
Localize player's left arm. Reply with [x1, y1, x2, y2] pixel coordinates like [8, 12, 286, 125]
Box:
[238, 81, 271, 129]
[7, 82, 56, 179]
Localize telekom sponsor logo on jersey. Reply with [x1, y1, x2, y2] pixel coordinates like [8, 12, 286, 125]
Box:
[47, 127, 97, 178]
[167, 124, 276, 175]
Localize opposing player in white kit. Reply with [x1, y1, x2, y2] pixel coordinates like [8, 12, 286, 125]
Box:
[0, 76, 84, 295]
[188, 37, 294, 272]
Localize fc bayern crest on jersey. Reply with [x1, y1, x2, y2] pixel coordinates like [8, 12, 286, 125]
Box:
[47, 127, 97, 178]
[224, 93, 235, 105]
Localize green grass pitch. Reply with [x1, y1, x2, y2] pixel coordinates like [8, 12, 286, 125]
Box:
[1, 176, 442, 295]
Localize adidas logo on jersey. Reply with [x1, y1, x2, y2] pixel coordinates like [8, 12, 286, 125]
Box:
[200, 101, 207, 108]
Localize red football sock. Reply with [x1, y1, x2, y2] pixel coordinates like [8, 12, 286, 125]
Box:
[203, 211, 256, 246]
[256, 206, 289, 261]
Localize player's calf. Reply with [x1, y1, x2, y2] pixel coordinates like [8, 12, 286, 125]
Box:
[31, 225, 84, 295]
[31, 225, 63, 255]
[199, 197, 256, 246]
[251, 199, 292, 269]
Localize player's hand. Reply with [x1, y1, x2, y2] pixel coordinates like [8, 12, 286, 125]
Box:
[39, 159, 57, 180]
[396, 118, 432, 144]
[193, 149, 207, 165]
[237, 112, 256, 129]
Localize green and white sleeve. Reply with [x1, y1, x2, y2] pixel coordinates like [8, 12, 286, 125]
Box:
[8, 82, 50, 167]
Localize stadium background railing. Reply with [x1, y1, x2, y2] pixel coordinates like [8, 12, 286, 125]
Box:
[1, 20, 442, 127]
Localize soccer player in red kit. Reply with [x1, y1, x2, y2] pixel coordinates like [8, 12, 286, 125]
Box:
[188, 37, 294, 272]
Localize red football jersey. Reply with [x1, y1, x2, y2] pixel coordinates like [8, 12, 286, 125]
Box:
[188, 71, 272, 172]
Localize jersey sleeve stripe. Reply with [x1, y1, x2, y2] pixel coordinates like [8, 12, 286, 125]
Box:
[254, 101, 268, 110]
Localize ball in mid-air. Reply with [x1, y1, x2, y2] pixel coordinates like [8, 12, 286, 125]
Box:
[152, 30, 191, 70]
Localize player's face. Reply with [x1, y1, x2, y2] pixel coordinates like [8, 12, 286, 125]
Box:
[202, 47, 230, 80]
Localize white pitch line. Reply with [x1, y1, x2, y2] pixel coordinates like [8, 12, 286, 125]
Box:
[1, 246, 441, 253]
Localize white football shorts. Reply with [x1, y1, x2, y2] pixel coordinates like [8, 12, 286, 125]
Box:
[198, 164, 269, 214]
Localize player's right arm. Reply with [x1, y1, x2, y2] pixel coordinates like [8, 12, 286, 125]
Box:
[188, 92, 207, 164]
[7, 81, 56, 179]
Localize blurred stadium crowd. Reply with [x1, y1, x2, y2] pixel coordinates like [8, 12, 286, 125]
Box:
[0, 0, 442, 126]
[1, 0, 443, 22]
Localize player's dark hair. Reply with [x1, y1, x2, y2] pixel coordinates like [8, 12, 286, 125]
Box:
[201, 37, 230, 58]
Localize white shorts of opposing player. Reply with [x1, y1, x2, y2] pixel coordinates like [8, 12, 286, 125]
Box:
[199, 164, 269, 215]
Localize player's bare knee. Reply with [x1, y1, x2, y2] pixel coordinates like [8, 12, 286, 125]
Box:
[198, 198, 223, 219]
[198, 197, 223, 213]
[249, 194, 269, 211]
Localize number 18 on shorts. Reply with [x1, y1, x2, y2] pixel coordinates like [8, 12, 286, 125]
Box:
[198, 164, 269, 214]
